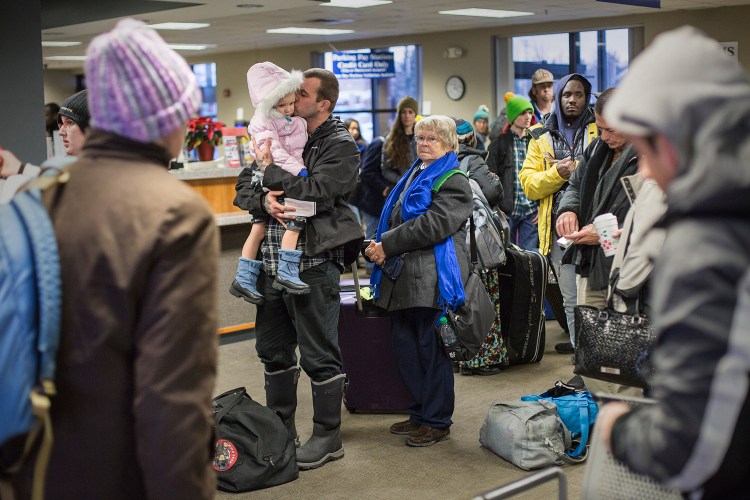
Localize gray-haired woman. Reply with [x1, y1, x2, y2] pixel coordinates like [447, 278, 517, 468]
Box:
[365, 115, 473, 447]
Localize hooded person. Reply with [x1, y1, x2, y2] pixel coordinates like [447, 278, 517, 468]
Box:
[10, 18, 219, 500]
[519, 72, 599, 351]
[229, 62, 311, 304]
[596, 26, 750, 498]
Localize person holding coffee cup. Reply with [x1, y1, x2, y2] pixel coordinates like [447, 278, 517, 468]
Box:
[556, 88, 639, 311]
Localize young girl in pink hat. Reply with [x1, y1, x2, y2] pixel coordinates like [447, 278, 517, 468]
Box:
[230, 62, 310, 303]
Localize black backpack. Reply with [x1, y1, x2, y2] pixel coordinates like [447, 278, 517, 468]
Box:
[212, 387, 298, 492]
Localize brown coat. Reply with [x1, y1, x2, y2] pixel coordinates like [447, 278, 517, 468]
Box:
[21, 131, 219, 499]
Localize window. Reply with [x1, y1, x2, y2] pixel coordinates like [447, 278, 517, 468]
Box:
[506, 28, 633, 101]
[191, 62, 218, 117]
[316, 45, 422, 142]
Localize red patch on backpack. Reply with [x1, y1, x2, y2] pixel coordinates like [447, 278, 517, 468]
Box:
[213, 439, 238, 471]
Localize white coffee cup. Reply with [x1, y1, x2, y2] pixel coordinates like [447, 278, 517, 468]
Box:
[593, 213, 619, 257]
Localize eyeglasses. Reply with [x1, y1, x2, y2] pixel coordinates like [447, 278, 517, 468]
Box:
[415, 135, 440, 144]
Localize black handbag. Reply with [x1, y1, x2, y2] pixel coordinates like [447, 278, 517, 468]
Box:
[573, 305, 656, 389]
[445, 216, 496, 360]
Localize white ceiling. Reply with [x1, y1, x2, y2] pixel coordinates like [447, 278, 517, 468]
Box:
[42, 0, 750, 69]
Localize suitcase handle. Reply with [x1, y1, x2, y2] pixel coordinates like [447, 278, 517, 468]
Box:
[351, 262, 363, 313]
[472, 467, 568, 500]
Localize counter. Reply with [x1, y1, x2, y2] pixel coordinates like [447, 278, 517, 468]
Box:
[171, 161, 252, 225]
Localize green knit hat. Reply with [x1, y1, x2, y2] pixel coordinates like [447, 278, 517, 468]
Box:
[506, 95, 534, 125]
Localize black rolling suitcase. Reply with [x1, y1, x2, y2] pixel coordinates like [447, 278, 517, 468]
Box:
[338, 266, 412, 413]
[497, 245, 548, 364]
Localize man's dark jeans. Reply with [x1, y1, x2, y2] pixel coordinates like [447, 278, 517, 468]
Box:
[254, 260, 343, 382]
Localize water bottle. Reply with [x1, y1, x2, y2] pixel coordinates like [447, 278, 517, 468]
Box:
[438, 316, 457, 348]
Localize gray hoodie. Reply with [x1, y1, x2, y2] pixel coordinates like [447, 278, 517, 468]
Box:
[606, 26, 750, 497]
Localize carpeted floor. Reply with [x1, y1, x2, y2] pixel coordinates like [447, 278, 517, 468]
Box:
[215, 318, 586, 500]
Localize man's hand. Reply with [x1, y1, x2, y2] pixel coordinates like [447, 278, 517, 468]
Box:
[263, 190, 296, 222]
[0, 149, 22, 178]
[556, 156, 576, 179]
[567, 224, 600, 245]
[252, 137, 273, 170]
[597, 402, 631, 451]
[556, 211, 579, 238]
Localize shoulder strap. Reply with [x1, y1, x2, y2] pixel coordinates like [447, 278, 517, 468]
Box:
[430, 169, 477, 268]
[431, 168, 468, 193]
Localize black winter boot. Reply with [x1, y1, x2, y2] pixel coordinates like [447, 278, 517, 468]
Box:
[296, 374, 346, 470]
[265, 366, 301, 447]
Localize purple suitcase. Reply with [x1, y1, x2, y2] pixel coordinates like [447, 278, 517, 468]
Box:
[338, 271, 412, 413]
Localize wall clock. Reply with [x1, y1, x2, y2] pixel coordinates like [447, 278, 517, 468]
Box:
[445, 75, 465, 101]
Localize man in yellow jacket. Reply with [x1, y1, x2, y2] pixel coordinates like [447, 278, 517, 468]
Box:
[520, 73, 598, 354]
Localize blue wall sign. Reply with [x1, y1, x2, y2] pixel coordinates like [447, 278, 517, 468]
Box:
[596, 0, 660, 7]
[331, 52, 396, 79]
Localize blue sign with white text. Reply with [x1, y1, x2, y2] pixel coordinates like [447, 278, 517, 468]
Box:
[596, 0, 660, 7]
[331, 52, 396, 79]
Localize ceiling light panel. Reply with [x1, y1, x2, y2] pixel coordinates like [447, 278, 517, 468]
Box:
[266, 27, 354, 35]
[45, 56, 87, 61]
[149, 22, 210, 30]
[42, 41, 82, 47]
[438, 8, 534, 19]
[322, 0, 392, 8]
[167, 43, 217, 50]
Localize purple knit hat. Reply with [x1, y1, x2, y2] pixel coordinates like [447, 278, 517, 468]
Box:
[85, 18, 202, 143]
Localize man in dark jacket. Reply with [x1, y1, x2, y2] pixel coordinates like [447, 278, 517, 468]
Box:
[486, 95, 537, 250]
[234, 68, 362, 470]
[556, 88, 639, 311]
[597, 27, 750, 498]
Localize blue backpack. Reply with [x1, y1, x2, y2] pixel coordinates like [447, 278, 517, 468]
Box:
[0, 163, 70, 497]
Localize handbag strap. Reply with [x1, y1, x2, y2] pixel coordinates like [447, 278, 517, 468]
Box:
[567, 393, 591, 458]
[215, 388, 249, 423]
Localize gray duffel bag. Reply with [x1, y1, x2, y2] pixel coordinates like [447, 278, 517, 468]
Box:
[480, 399, 576, 471]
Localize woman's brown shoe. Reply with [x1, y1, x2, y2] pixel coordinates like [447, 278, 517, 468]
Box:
[390, 419, 421, 435]
[405, 426, 450, 447]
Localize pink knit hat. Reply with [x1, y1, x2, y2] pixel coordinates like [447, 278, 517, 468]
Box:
[247, 62, 303, 118]
[85, 18, 202, 143]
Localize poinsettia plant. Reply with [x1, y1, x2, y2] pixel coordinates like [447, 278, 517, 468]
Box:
[185, 116, 227, 150]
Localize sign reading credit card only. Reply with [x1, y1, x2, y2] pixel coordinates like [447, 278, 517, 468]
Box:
[332, 52, 395, 79]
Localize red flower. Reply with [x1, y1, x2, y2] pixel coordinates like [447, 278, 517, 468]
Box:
[185, 116, 227, 150]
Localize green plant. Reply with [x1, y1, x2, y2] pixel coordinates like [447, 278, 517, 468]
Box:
[185, 116, 226, 150]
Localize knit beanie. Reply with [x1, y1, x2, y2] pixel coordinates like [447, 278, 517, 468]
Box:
[397, 96, 418, 115]
[57, 89, 90, 131]
[505, 93, 534, 124]
[473, 104, 490, 122]
[454, 118, 475, 144]
[85, 18, 202, 143]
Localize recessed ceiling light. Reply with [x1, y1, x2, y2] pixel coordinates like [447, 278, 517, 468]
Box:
[322, 0, 392, 7]
[42, 41, 82, 47]
[438, 8, 534, 19]
[236, 3, 264, 7]
[45, 56, 87, 61]
[267, 27, 354, 35]
[149, 22, 210, 30]
[167, 43, 217, 51]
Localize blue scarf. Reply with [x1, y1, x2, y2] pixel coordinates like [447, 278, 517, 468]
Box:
[370, 151, 465, 311]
